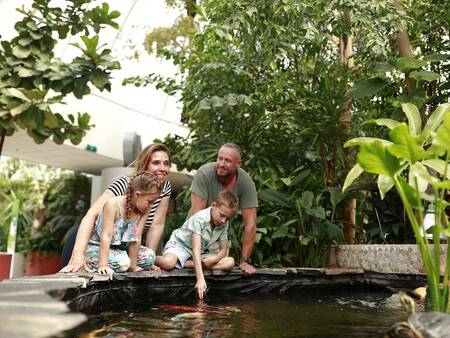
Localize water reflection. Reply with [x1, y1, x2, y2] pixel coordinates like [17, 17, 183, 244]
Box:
[73, 290, 411, 338]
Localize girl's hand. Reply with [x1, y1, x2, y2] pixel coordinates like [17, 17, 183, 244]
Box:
[98, 265, 113, 275]
[195, 278, 207, 300]
[60, 254, 93, 273]
[129, 265, 144, 272]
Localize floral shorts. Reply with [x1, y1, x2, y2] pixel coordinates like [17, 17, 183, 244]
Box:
[86, 243, 156, 272]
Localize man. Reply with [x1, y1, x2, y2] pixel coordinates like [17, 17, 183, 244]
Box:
[190, 143, 258, 275]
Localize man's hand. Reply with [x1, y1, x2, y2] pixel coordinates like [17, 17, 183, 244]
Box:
[239, 261, 256, 276]
[201, 255, 218, 268]
[195, 277, 208, 300]
[60, 253, 92, 273]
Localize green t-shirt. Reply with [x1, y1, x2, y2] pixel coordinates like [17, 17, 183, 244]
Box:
[190, 162, 258, 209]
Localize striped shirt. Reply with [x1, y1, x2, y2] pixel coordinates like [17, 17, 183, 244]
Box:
[108, 176, 172, 230]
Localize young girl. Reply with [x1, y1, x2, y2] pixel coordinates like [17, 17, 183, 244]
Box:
[86, 172, 162, 274]
[156, 190, 239, 299]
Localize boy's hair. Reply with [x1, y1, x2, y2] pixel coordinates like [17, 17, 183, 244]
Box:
[214, 190, 239, 211]
[126, 172, 162, 219]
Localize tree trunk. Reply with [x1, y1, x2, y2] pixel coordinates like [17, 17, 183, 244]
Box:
[0, 129, 5, 161]
[396, 31, 415, 94]
[339, 10, 356, 244]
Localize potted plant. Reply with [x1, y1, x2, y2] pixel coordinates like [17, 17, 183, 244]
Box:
[344, 102, 450, 312]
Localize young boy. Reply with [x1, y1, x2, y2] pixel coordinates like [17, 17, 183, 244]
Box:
[156, 190, 239, 299]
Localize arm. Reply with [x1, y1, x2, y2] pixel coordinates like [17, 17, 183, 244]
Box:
[60, 190, 114, 272]
[98, 199, 116, 275]
[202, 242, 228, 268]
[145, 196, 170, 252]
[190, 192, 207, 215]
[192, 233, 207, 300]
[240, 207, 257, 275]
[129, 209, 150, 272]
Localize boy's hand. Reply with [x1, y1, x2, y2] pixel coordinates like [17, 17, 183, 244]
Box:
[201, 255, 218, 268]
[195, 278, 207, 300]
[98, 265, 113, 275]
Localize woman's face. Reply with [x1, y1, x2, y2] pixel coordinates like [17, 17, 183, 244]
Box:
[146, 150, 170, 183]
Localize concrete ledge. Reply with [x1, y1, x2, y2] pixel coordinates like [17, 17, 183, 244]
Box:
[329, 244, 448, 274]
[0, 245, 436, 338]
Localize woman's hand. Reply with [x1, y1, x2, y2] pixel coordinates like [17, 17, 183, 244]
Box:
[60, 253, 92, 273]
[195, 277, 207, 300]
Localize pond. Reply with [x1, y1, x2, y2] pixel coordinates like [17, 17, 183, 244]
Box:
[69, 289, 411, 338]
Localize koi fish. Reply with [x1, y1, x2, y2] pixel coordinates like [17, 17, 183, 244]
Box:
[158, 305, 203, 312]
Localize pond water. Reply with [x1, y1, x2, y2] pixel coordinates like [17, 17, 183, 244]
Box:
[70, 290, 411, 338]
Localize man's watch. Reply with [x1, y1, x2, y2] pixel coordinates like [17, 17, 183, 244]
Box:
[241, 256, 252, 264]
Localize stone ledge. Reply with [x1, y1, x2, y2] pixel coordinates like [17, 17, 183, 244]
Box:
[0, 249, 432, 338]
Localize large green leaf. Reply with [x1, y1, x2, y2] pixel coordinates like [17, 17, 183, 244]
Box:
[388, 124, 427, 163]
[432, 113, 450, 153]
[327, 186, 345, 208]
[423, 103, 450, 138]
[422, 159, 450, 179]
[409, 71, 440, 82]
[401, 103, 421, 136]
[363, 118, 401, 130]
[397, 57, 428, 72]
[346, 78, 388, 99]
[342, 163, 364, 192]
[344, 137, 393, 148]
[377, 175, 394, 200]
[357, 141, 401, 177]
[397, 176, 420, 210]
[259, 189, 291, 208]
[299, 191, 314, 209]
[408, 163, 431, 193]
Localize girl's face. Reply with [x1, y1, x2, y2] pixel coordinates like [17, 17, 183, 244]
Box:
[211, 202, 235, 226]
[134, 191, 160, 213]
[146, 151, 170, 183]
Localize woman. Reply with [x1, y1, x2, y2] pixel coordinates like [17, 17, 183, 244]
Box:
[60, 144, 172, 273]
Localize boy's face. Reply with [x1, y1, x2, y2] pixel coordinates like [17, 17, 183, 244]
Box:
[211, 202, 235, 226]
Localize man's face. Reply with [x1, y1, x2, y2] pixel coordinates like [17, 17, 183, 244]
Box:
[216, 146, 241, 178]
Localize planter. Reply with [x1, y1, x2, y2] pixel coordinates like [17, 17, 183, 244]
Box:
[0, 253, 12, 281]
[25, 252, 61, 276]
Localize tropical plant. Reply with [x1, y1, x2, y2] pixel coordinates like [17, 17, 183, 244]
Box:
[343, 102, 450, 312]
[0, 0, 121, 156]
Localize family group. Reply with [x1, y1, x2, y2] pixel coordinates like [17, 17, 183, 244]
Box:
[60, 143, 258, 299]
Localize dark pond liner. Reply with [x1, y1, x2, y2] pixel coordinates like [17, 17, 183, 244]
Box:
[59, 268, 427, 314]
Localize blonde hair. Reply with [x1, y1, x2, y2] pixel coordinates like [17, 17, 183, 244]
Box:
[131, 143, 171, 174]
[125, 172, 162, 220]
[214, 190, 239, 212]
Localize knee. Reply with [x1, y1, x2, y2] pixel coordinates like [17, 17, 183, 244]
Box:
[222, 256, 235, 270]
[114, 256, 130, 272]
[156, 255, 176, 270]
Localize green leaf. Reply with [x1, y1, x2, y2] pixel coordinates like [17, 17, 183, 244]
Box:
[44, 110, 60, 128]
[409, 71, 440, 82]
[210, 96, 225, 108]
[272, 225, 289, 239]
[408, 163, 431, 193]
[280, 177, 292, 187]
[346, 78, 388, 99]
[89, 69, 109, 89]
[306, 206, 326, 219]
[357, 141, 401, 177]
[342, 163, 364, 192]
[401, 103, 421, 136]
[198, 99, 211, 110]
[397, 176, 420, 209]
[328, 186, 344, 208]
[363, 118, 401, 130]
[10, 102, 31, 116]
[259, 189, 291, 208]
[299, 235, 311, 246]
[377, 175, 394, 200]
[388, 124, 427, 163]
[344, 137, 393, 148]
[3, 88, 31, 102]
[423, 103, 450, 138]
[397, 57, 428, 72]
[12, 45, 31, 58]
[422, 159, 450, 179]
[299, 191, 314, 209]
[369, 62, 395, 73]
[432, 113, 450, 154]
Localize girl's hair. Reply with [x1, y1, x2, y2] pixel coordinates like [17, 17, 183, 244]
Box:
[214, 190, 239, 211]
[131, 143, 172, 174]
[125, 172, 162, 220]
